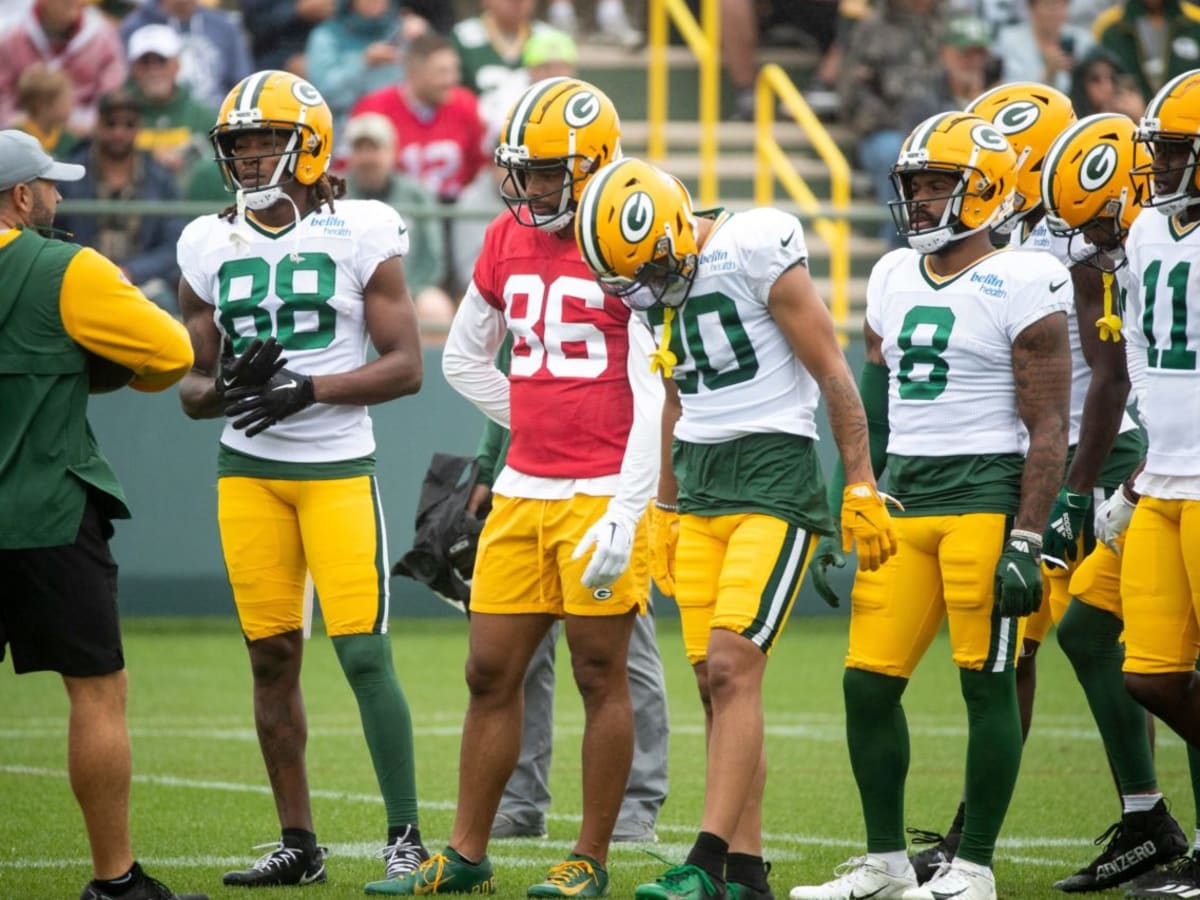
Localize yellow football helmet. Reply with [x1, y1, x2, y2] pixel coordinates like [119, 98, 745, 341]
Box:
[966, 81, 1076, 232]
[1042, 113, 1148, 268]
[890, 111, 1018, 254]
[575, 157, 698, 310]
[210, 70, 333, 211]
[495, 77, 622, 232]
[1132, 69, 1200, 217]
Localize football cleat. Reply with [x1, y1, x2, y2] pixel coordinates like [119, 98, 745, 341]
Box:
[907, 827, 961, 886]
[901, 861, 996, 900]
[1125, 848, 1200, 897]
[79, 863, 208, 900]
[380, 825, 431, 881]
[789, 856, 916, 900]
[636, 864, 726, 900]
[527, 856, 609, 897]
[365, 849, 496, 895]
[1053, 800, 1187, 892]
[222, 841, 326, 887]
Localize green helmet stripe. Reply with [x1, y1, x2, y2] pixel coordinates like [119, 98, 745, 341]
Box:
[578, 160, 625, 275]
[505, 77, 572, 149]
[906, 111, 956, 155]
[1148, 70, 1195, 119]
[236, 71, 271, 116]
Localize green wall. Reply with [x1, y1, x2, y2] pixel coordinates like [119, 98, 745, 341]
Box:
[91, 346, 863, 619]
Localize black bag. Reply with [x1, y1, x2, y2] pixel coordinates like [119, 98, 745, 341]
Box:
[391, 453, 488, 615]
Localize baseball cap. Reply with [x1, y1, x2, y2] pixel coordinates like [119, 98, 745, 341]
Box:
[127, 23, 183, 62]
[942, 16, 991, 49]
[345, 113, 397, 151]
[522, 28, 578, 68]
[0, 130, 85, 192]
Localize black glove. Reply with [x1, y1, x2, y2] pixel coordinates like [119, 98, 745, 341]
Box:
[215, 336, 286, 397]
[224, 367, 315, 437]
[810, 534, 847, 608]
[993, 529, 1044, 617]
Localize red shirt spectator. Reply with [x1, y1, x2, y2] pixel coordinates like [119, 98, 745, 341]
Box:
[350, 32, 486, 202]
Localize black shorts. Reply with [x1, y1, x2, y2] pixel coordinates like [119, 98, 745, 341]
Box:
[0, 498, 124, 676]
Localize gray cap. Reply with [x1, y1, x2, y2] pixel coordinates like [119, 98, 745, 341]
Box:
[0, 130, 86, 192]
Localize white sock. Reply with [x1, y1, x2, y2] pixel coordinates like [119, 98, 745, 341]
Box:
[868, 851, 910, 876]
[952, 858, 992, 877]
[1122, 792, 1164, 813]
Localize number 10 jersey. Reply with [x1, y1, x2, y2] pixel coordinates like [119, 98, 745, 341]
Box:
[178, 200, 408, 464]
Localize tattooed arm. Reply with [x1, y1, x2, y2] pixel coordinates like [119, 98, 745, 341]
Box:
[1013, 310, 1072, 533]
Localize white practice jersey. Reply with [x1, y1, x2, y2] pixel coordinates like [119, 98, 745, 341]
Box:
[1010, 218, 1137, 445]
[178, 199, 408, 462]
[1123, 212, 1200, 481]
[643, 208, 821, 444]
[866, 246, 1073, 457]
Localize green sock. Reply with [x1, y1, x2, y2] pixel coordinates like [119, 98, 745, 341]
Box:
[333, 633, 419, 827]
[844, 667, 910, 852]
[958, 667, 1022, 866]
[1057, 598, 1158, 793]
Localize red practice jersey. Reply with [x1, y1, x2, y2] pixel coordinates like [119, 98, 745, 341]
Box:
[474, 213, 635, 480]
[350, 85, 486, 201]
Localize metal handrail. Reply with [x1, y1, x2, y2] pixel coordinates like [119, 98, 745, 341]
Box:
[754, 63, 853, 341]
[647, 0, 719, 206]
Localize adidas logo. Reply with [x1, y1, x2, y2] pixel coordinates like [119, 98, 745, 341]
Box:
[1097, 840, 1159, 878]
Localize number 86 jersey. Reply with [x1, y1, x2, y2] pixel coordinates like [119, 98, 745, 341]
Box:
[866, 246, 1072, 457]
[177, 199, 407, 463]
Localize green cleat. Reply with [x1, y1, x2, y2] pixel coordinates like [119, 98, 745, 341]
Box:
[527, 855, 608, 897]
[635, 864, 725, 900]
[364, 848, 495, 895]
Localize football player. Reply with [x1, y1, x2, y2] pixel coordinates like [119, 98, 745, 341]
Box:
[1111, 68, 1200, 899]
[175, 70, 428, 890]
[791, 111, 1071, 900]
[379, 78, 657, 898]
[575, 157, 896, 900]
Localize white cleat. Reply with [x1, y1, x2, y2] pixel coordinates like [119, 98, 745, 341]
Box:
[901, 861, 996, 900]
[790, 856, 917, 900]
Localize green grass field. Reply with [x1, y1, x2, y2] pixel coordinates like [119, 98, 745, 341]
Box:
[2, 616, 1195, 900]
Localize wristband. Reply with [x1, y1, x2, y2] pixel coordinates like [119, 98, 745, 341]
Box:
[654, 501, 679, 512]
[1010, 528, 1044, 549]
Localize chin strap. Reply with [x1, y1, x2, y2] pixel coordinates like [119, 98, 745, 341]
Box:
[1096, 270, 1123, 342]
[649, 307, 678, 378]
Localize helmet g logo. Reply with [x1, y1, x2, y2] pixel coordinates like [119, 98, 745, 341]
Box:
[994, 100, 1041, 134]
[1080, 145, 1119, 191]
[564, 92, 601, 128]
[971, 124, 1010, 152]
[291, 78, 324, 107]
[620, 191, 654, 242]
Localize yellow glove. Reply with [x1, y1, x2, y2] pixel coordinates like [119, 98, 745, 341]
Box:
[649, 502, 679, 596]
[841, 482, 899, 572]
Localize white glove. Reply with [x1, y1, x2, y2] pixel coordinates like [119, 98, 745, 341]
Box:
[1095, 485, 1137, 554]
[572, 510, 637, 590]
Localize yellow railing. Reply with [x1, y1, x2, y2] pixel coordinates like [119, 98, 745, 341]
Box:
[754, 63, 852, 339]
[647, 0, 720, 206]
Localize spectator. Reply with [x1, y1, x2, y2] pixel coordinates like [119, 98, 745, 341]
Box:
[546, 0, 642, 46]
[125, 24, 216, 187]
[995, 0, 1093, 91]
[119, 0, 253, 110]
[342, 113, 454, 341]
[1070, 44, 1146, 116]
[1092, 0, 1200, 102]
[837, 0, 942, 241]
[12, 63, 77, 157]
[56, 91, 186, 314]
[239, 0, 336, 75]
[306, 0, 407, 133]
[0, 128, 200, 900]
[451, 0, 554, 123]
[351, 33, 487, 204]
[721, 0, 760, 120]
[0, 0, 127, 138]
[900, 16, 997, 129]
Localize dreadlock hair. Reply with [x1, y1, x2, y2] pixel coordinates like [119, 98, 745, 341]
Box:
[219, 173, 348, 222]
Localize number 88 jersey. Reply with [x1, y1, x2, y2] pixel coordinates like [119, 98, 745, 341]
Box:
[178, 199, 407, 462]
[866, 246, 1072, 458]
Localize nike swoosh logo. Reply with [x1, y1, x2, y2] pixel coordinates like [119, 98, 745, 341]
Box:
[931, 890, 968, 900]
[398, 225, 408, 236]
[781, 231, 795, 247]
[847, 889, 885, 900]
[1006, 561, 1027, 588]
[1049, 279, 1068, 292]
[299, 864, 325, 885]
[272, 379, 298, 392]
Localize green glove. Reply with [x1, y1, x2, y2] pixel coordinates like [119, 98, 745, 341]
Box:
[810, 534, 847, 608]
[1042, 486, 1093, 568]
[994, 529, 1044, 617]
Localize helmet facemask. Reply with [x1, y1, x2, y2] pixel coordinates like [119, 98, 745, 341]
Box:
[889, 161, 1011, 254]
[495, 144, 595, 232]
[1132, 128, 1200, 218]
[600, 225, 698, 311]
[212, 124, 309, 211]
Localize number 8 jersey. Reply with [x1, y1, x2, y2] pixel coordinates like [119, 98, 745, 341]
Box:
[867, 246, 1072, 459]
[178, 199, 407, 462]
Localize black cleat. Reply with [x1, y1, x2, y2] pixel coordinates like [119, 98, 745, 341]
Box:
[1053, 800, 1187, 893]
[223, 842, 327, 887]
[1125, 848, 1200, 897]
[80, 864, 208, 900]
[907, 827, 961, 885]
[728, 861, 774, 900]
